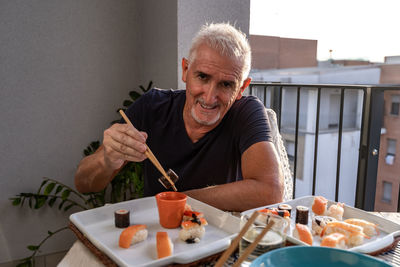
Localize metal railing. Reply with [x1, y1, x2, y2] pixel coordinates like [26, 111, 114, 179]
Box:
[248, 82, 400, 211]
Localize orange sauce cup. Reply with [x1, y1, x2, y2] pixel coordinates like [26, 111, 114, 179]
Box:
[155, 191, 187, 228]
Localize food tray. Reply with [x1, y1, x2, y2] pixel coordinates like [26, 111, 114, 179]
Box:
[69, 196, 240, 267]
[241, 196, 400, 254]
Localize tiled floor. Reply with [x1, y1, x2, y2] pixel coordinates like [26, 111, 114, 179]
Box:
[0, 251, 67, 267]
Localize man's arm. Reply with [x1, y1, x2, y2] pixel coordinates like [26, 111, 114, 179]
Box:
[75, 123, 148, 193]
[185, 141, 284, 212]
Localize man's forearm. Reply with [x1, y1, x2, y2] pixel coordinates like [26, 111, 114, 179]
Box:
[185, 177, 283, 212]
[74, 151, 116, 193]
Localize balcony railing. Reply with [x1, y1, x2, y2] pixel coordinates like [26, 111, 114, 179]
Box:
[247, 82, 400, 211]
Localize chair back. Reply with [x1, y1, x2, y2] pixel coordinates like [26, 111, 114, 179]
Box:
[265, 108, 293, 201]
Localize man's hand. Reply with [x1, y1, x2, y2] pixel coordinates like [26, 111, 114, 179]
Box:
[103, 123, 148, 170]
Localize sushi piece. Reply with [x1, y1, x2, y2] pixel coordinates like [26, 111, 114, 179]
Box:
[179, 217, 208, 243]
[278, 203, 293, 217]
[158, 169, 179, 190]
[293, 223, 313, 245]
[119, 224, 148, 249]
[327, 202, 344, 220]
[257, 208, 290, 233]
[321, 233, 348, 249]
[156, 232, 173, 259]
[321, 221, 370, 247]
[295, 206, 309, 225]
[114, 209, 130, 228]
[344, 218, 380, 237]
[311, 216, 337, 236]
[182, 210, 204, 221]
[312, 196, 328, 216]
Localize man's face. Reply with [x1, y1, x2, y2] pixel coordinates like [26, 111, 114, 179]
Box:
[182, 44, 250, 129]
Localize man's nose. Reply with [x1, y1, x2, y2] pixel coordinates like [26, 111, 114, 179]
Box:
[203, 82, 218, 103]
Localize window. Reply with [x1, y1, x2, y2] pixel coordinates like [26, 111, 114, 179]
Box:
[386, 139, 397, 165]
[391, 95, 400, 116]
[382, 181, 392, 203]
[285, 140, 295, 161]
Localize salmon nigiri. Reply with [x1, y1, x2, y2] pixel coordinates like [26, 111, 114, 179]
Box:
[119, 224, 148, 249]
[179, 216, 208, 243]
[293, 223, 313, 245]
[156, 232, 173, 259]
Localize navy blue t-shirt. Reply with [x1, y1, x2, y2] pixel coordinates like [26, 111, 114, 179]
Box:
[125, 88, 271, 196]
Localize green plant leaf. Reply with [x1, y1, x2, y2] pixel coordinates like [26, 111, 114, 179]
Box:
[123, 100, 133, 107]
[129, 91, 141, 101]
[11, 197, 21, 206]
[55, 185, 63, 195]
[48, 197, 57, 207]
[61, 190, 70, 200]
[48, 230, 53, 235]
[27, 245, 39, 251]
[37, 179, 48, 194]
[34, 196, 47, 209]
[63, 204, 74, 211]
[44, 183, 56, 195]
[16, 260, 32, 267]
[58, 200, 66, 210]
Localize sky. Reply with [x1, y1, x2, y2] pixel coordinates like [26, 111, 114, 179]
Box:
[250, 0, 400, 63]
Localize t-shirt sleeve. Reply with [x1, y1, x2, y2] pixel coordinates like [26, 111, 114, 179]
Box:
[237, 97, 272, 155]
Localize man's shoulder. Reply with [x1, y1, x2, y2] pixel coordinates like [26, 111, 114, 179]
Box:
[232, 95, 264, 110]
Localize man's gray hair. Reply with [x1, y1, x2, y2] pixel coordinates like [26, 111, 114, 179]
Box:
[188, 23, 252, 82]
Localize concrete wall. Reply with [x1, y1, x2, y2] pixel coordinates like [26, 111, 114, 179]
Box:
[0, 0, 250, 263]
[177, 0, 250, 89]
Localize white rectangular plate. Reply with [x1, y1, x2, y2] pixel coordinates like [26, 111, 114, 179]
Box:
[70, 196, 240, 267]
[242, 195, 400, 254]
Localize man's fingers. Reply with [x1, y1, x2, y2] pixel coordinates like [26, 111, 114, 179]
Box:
[121, 123, 147, 143]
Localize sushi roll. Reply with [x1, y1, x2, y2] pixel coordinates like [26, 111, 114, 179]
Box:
[156, 232, 173, 259]
[182, 210, 204, 221]
[293, 223, 313, 245]
[158, 169, 179, 190]
[295, 206, 309, 225]
[119, 224, 148, 249]
[179, 217, 208, 243]
[312, 196, 328, 216]
[114, 209, 130, 228]
[278, 203, 292, 217]
[321, 233, 348, 249]
[257, 208, 290, 233]
[312, 216, 336, 236]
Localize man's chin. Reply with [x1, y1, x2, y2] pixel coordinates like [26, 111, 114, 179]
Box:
[191, 109, 221, 126]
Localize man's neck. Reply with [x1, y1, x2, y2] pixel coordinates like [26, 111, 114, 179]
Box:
[182, 103, 215, 143]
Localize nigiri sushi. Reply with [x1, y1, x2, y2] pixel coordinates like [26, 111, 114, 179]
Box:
[344, 218, 379, 237]
[312, 196, 328, 216]
[321, 221, 369, 247]
[293, 223, 313, 245]
[321, 233, 348, 249]
[119, 224, 148, 249]
[327, 202, 344, 221]
[182, 210, 204, 221]
[311, 216, 336, 236]
[179, 216, 208, 243]
[156, 232, 173, 259]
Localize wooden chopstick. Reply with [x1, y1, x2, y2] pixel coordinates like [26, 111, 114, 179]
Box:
[119, 110, 177, 191]
[232, 220, 275, 267]
[214, 211, 260, 267]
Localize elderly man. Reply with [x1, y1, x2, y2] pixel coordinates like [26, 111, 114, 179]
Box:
[74, 23, 283, 212]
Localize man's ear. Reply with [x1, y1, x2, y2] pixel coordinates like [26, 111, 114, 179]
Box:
[236, 77, 252, 100]
[181, 58, 189, 83]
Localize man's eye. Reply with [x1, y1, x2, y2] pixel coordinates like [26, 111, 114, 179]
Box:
[198, 73, 207, 80]
[222, 82, 233, 88]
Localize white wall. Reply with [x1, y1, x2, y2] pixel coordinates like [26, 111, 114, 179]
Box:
[0, 0, 250, 263]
